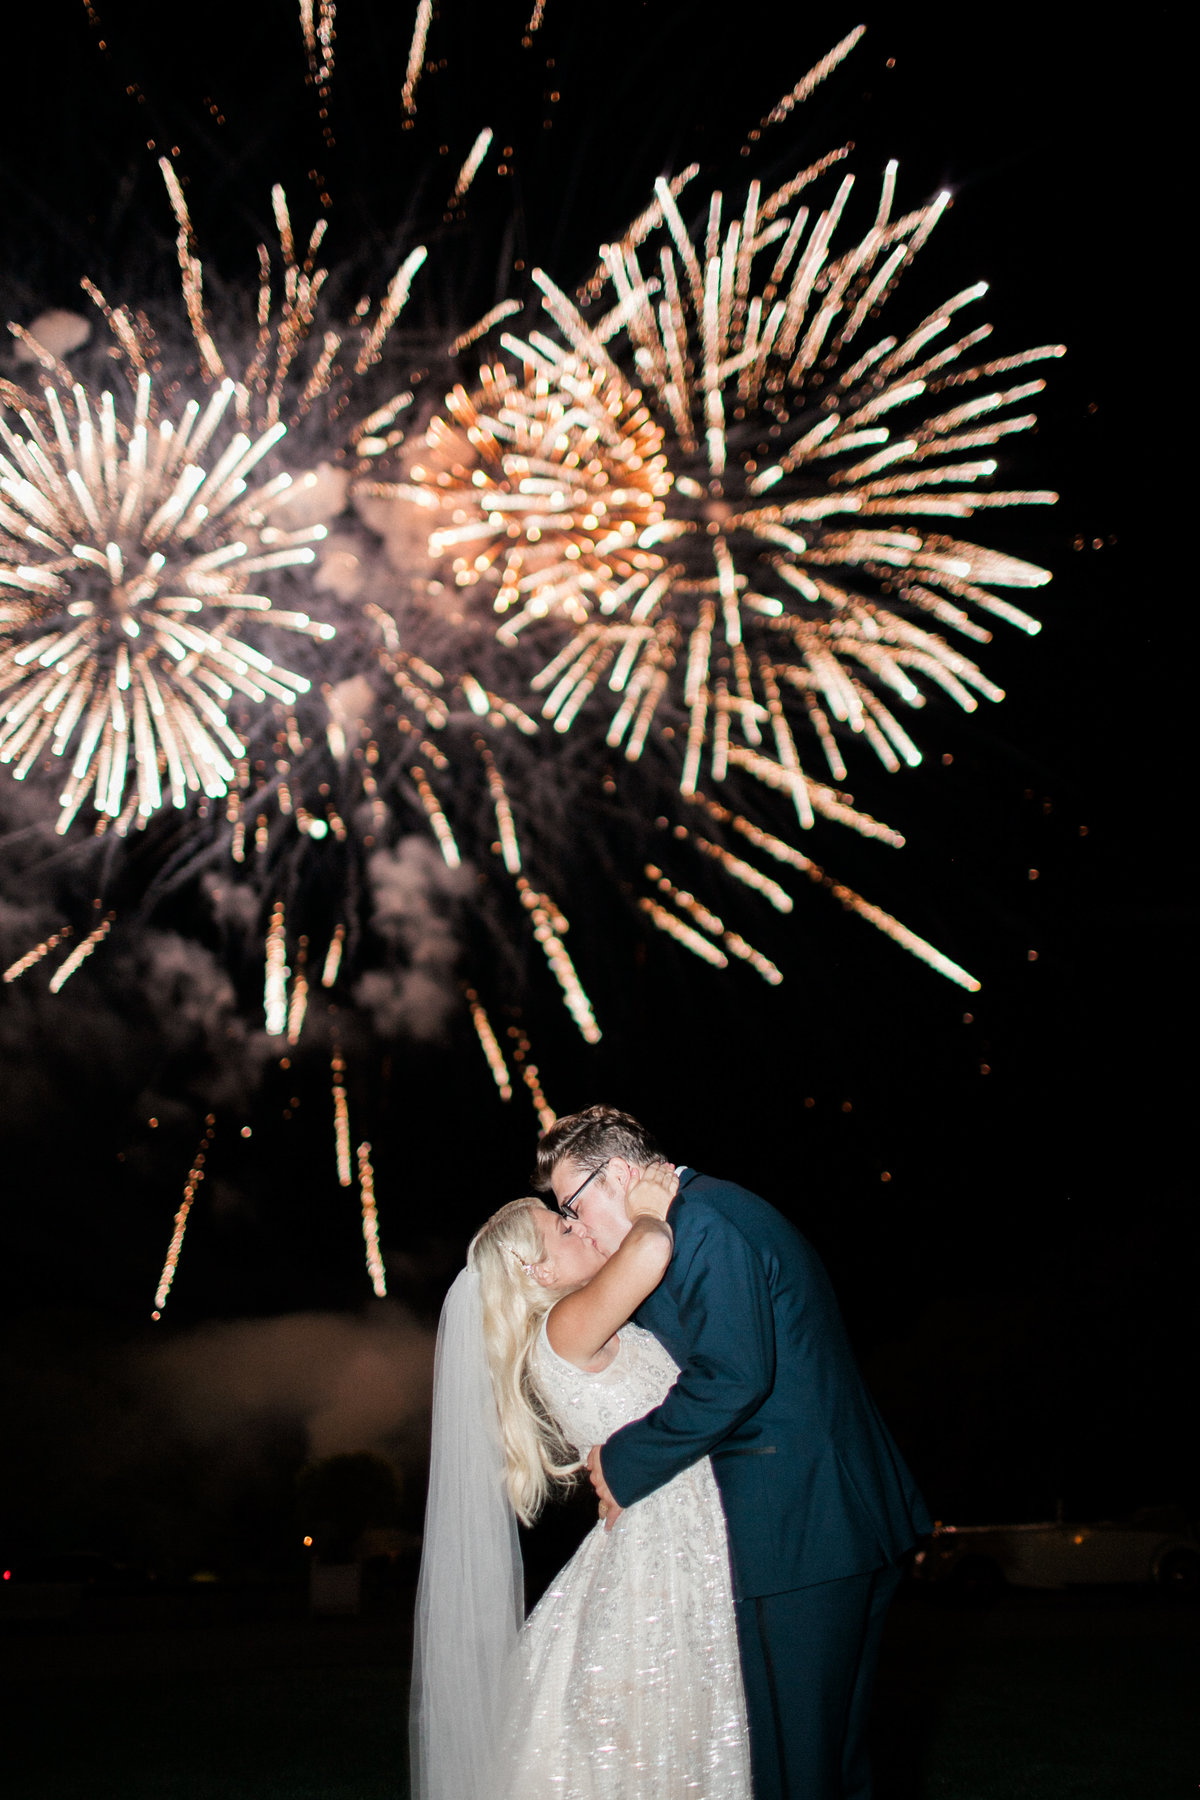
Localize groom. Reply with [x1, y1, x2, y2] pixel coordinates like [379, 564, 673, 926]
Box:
[535, 1105, 929, 1800]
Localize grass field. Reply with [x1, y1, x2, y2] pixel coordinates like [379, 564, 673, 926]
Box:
[4, 1585, 1196, 1798]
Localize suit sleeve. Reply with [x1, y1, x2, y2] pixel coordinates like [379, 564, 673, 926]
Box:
[600, 1204, 776, 1509]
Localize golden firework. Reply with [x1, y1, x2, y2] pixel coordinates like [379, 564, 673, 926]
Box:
[415, 38, 1064, 991]
[406, 358, 670, 637]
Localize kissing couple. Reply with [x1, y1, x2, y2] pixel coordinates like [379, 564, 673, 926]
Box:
[411, 1104, 929, 1799]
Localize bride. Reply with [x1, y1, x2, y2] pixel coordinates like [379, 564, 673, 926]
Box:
[410, 1163, 751, 1800]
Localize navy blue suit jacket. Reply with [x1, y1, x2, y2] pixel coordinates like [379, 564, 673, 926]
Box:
[600, 1171, 930, 1600]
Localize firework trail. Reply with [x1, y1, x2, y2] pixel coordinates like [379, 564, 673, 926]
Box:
[151, 1115, 216, 1318]
[402, 1, 434, 116]
[449, 129, 495, 208]
[298, 0, 336, 87]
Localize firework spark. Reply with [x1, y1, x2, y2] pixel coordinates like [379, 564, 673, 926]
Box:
[331, 1045, 353, 1185]
[449, 128, 494, 207]
[449, 301, 523, 359]
[402, 0, 434, 115]
[465, 985, 513, 1099]
[151, 1115, 216, 1319]
[2, 923, 72, 983]
[357, 1140, 387, 1297]
[298, 0, 336, 87]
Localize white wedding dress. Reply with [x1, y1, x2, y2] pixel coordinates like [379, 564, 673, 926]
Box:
[502, 1318, 752, 1800]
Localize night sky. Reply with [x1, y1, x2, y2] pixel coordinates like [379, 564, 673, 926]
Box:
[0, 4, 1190, 1571]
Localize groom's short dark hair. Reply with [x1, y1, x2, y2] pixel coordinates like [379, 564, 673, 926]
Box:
[533, 1105, 662, 1191]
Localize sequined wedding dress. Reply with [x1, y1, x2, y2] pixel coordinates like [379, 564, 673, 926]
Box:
[503, 1319, 751, 1800]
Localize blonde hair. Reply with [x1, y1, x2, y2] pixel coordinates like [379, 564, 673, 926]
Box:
[468, 1198, 582, 1525]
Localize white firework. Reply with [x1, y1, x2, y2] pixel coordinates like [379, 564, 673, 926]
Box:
[1, 367, 332, 832]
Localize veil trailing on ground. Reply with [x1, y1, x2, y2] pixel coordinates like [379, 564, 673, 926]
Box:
[409, 1266, 523, 1800]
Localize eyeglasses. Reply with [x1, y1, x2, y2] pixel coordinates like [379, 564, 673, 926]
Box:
[558, 1159, 609, 1221]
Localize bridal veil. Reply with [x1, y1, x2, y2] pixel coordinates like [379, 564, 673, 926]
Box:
[409, 1266, 523, 1800]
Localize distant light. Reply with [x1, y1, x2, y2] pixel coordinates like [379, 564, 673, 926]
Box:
[307, 818, 329, 840]
[303, 1536, 313, 1548]
[240, 1126, 252, 1139]
[880, 1171, 892, 1183]
[148, 1117, 158, 1129]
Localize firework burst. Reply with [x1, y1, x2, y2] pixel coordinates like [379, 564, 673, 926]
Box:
[0, 365, 332, 832]
[412, 52, 1064, 988]
[0, 169, 429, 839]
[405, 359, 670, 635]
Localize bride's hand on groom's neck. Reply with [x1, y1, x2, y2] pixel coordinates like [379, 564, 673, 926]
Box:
[546, 1210, 674, 1369]
[625, 1160, 678, 1223]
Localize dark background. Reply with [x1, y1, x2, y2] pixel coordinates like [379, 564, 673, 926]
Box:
[0, 2, 1190, 1576]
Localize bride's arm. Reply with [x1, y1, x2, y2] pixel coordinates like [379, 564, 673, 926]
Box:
[546, 1164, 677, 1368]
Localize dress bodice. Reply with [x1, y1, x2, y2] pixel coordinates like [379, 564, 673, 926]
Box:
[531, 1318, 680, 1455]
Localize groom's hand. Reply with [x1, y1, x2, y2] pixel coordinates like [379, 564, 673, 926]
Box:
[587, 1446, 623, 1531]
